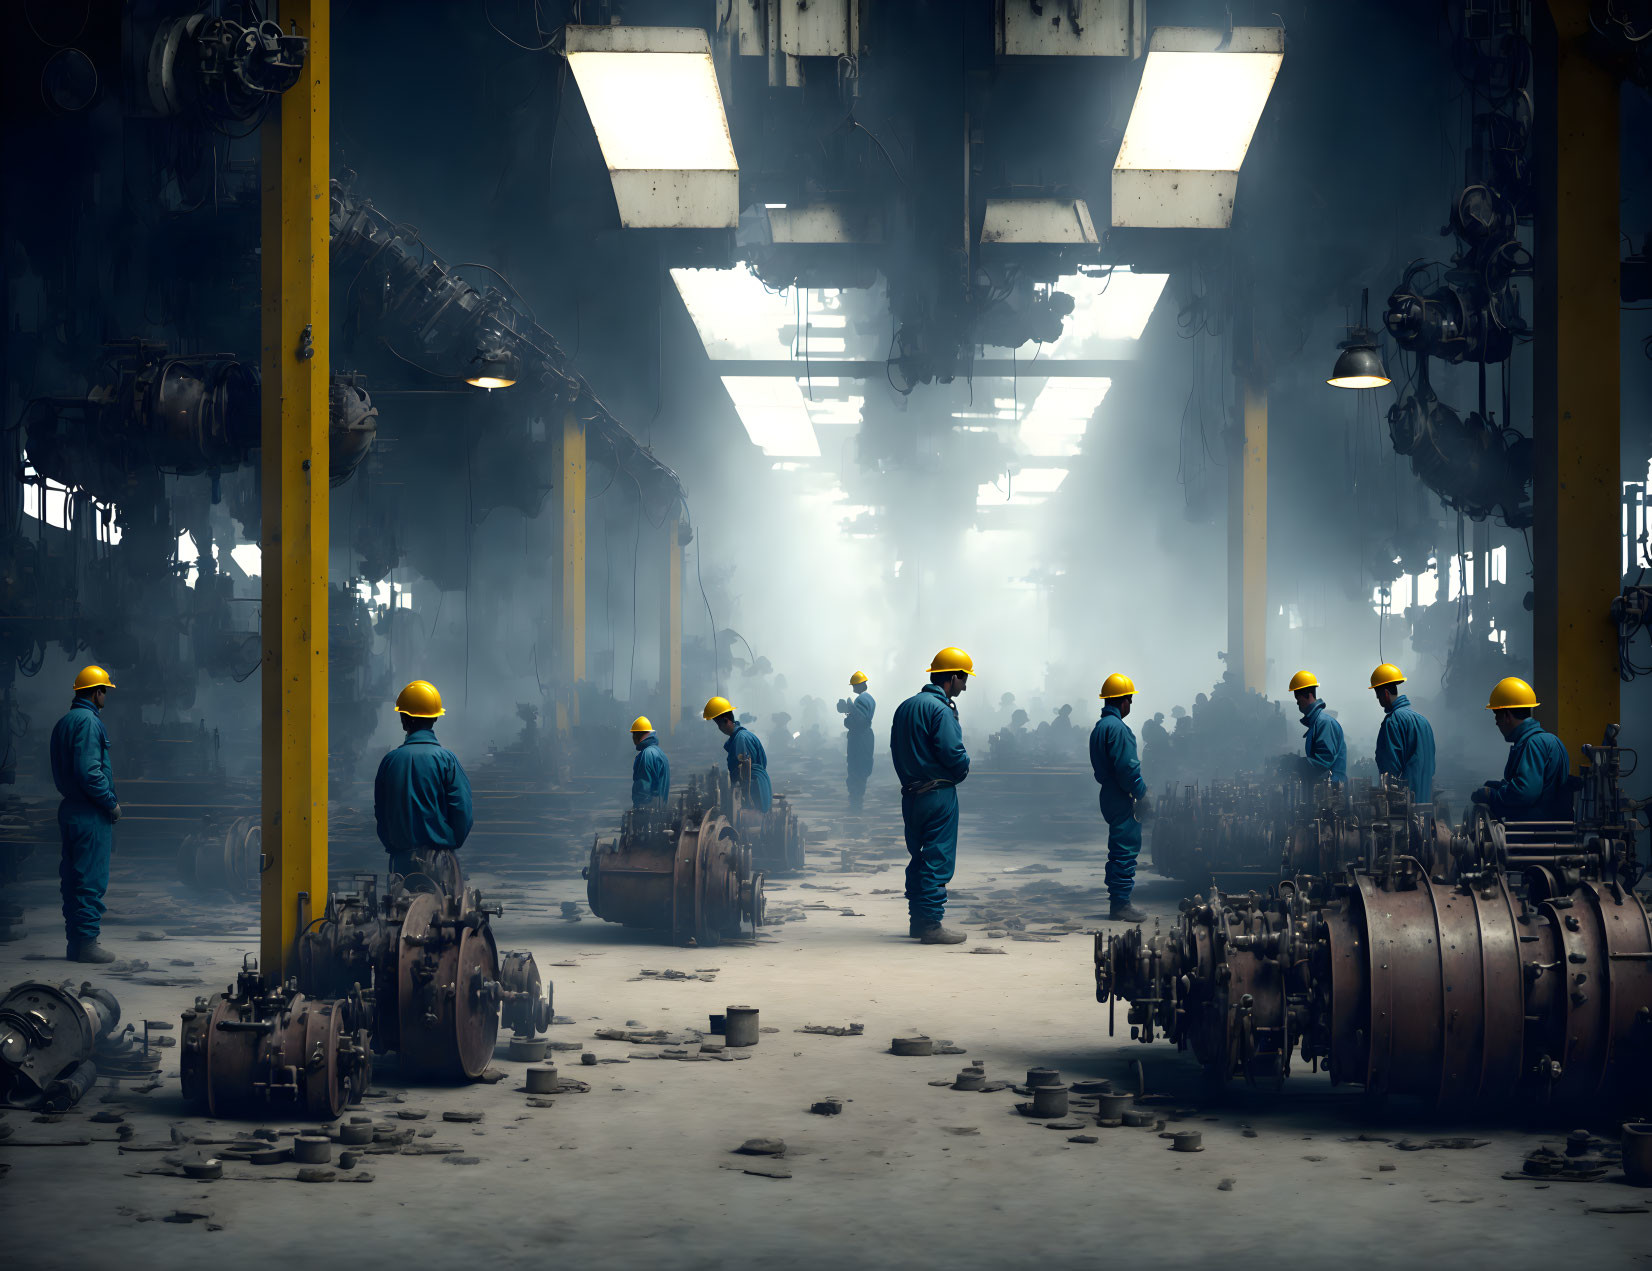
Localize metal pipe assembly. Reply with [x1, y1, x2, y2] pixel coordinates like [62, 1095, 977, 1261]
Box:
[1100, 730, 1652, 1113]
[586, 774, 765, 945]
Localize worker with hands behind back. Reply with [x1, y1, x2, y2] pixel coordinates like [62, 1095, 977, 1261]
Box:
[52, 666, 121, 963]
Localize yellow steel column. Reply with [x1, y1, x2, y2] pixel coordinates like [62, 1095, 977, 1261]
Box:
[259, 0, 328, 981]
[551, 410, 586, 732]
[1226, 379, 1268, 694]
[660, 516, 683, 732]
[1532, 0, 1620, 751]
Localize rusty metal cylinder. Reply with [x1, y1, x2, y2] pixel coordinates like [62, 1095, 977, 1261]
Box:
[1030, 1083, 1069, 1118]
[586, 792, 764, 946]
[724, 1005, 760, 1047]
[179, 969, 371, 1121]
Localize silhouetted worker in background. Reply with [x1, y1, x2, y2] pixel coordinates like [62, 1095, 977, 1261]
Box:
[1091, 674, 1149, 924]
[375, 680, 474, 883]
[1290, 670, 1347, 786]
[890, 648, 973, 945]
[840, 671, 876, 814]
[704, 696, 772, 811]
[52, 665, 121, 963]
[629, 715, 670, 808]
[1472, 677, 1572, 821]
[1370, 663, 1436, 803]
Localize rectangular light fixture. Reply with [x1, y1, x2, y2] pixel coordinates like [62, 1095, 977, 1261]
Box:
[978, 466, 1070, 508]
[721, 376, 822, 457]
[981, 198, 1099, 245]
[566, 27, 738, 229]
[1019, 377, 1112, 457]
[672, 268, 796, 360]
[1111, 26, 1284, 229]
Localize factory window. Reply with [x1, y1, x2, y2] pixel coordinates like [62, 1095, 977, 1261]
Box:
[21, 460, 121, 544]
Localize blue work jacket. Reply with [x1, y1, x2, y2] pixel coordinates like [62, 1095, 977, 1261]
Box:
[374, 729, 475, 851]
[1487, 718, 1572, 821]
[845, 691, 877, 736]
[1375, 694, 1436, 804]
[889, 684, 970, 790]
[631, 736, 670, 807]
[1301, 699, 1348, 785]
[51, 697, 118, 813]
[725, 724, 772, 812]
[1090, 703, 1148, 824]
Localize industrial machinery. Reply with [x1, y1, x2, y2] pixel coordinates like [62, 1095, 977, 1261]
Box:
[180, 960, 371, 1120]
[585, 774, 765, 945]
[1449, 726, 1643, 891]
[1282, 777, 1453, 886]
[176, 813, 262, 895]
[1097, 729, 1652, 1112]
[1150, 777, 1304, 892]
[0, 980, 121, 1111]
[295, 876, 550, 1082]
[1097, 859, 1652, 1111]
[710, 760, 807, 875]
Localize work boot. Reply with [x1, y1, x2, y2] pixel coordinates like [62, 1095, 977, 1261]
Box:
[68, 940, 116, 964]
[917, 924, 967, 945]
[1108, 902, 1147, 924]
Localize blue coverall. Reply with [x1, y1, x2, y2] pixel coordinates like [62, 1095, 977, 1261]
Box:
[374, 728, 475, 876]
[631, 735, 671, 807]
[1090, 703, 1149, 905]
[1483, 718, 1573, 821]
[1375, 693, 1436, 804]
[50, 696, 118, 949]
[845, 690, 876, 813]
[1301, 699, 1348, 785]
[890, 684, 970, 928]
[725, 724, 772, 812]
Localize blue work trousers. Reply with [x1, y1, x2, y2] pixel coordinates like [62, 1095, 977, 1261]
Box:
[1103, 809, 1143, 904]
[902, 787, 959, 927]
[59, 800, 112, 947]
[847, 735, 873, 813]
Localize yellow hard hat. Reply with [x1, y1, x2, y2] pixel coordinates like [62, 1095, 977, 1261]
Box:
[629, 716, 654, 734]
[703, 695, 734, 721]
[850, 671, 868, 686]
[1100, 673, 1136, 700]
[926, 647, 976, 676]
[1370, 663, 1405, 689]
[1486, 676, 1539, 711]
[73, 665, 116, 692]
[1288, 670, 1319, 693]
[395, 679, 446, 718]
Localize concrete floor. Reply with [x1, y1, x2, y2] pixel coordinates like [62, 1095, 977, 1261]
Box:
[2, 798, 1647, 1270]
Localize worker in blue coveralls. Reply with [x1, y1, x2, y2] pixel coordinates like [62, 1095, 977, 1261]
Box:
[704, 696, 772, 812]
[629, 715, 670, 808]
[1471, 677, 1573, 821]
[889, 647, 974, 945]
[374, 680, 475, 882]
[1091, 673, 1150, 924]
[1289, 669, 1347, 786]
[51, 665, 122, 963]
[1370, 662, 1436, 804]
[841, 671, 876, 814]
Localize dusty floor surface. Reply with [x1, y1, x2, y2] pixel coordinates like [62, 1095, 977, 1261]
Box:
[1, 775, 1647, 1270]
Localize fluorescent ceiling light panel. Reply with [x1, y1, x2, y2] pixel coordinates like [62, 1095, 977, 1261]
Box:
[976, 467, 1069, 509]
[1018, 377, 1111, 457]
[672, 268, 796, 360]
[1112, 26, 1283, 229]
[721, 376, 822, 457]
[981, 198, 1098, 245]
[566, 27, 738, 229]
